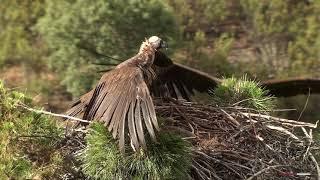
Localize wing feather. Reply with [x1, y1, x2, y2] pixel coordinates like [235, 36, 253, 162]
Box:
[117, 95, 130, 151]
[77, 67, 157, 151]
[134, 98, 146, 149]
[141, 99, 156, 140]
[101, 90, 123, 126]
[110, 92, 127, 138]
[152, 51, 221, 100]
[83, 82, 105, 120]
[128, 101, 139, 150]
[145, 92, 159, 130]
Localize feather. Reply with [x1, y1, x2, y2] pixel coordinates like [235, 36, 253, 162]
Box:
[172, 82, 183, 99]
[141, 99, 156, 140]
[110, 93, 126, 138]
[118, 96, 130, 151]
[66, 104, 83, 117]
[83, 82, 105, 120]
[104, 91, 122, 128]
[145, 91, 159, 131]
[99, 86, 123, 125]
[135, 98, 146, 148]
[128, 101, 139, 150]
[114, 83, 133, 140]
[175, 80, 191, 101]
[166, 82, 178, 99]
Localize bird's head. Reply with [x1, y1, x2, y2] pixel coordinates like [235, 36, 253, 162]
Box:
[139, 36, 167, 53]
[148, 36, 168, 50]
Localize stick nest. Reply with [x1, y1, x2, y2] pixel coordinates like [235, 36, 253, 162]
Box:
[61, 100, 319, 180]
[154, 99, 319, 180]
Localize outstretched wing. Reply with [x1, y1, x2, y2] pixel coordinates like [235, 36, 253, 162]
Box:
[261, 78, 320, 97]
[81, 66, 158, 152]
[151, 51, 221, 100]
[66, 90, 93, 120]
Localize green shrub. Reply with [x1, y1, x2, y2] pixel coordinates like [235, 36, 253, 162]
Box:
[0, 80, 64, 179]
[79, 122, 122, 179]
[239, 0, 320, 78]
[165, 0, 228, 34]
[80, 122, 192, 179]
[0, 0, 46, 68]
[174, 31, 235, 77]
[211, 76, 276, 112]
[37, 0, 179, 97]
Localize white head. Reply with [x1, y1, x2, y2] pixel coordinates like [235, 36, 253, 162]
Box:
[139, 36, 167, 52]
[148, 36, 165, 49]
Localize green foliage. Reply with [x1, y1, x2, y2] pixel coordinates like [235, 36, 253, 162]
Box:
[165, 0, 228, 33]
[37, 0, 179, 97]
[211, 76, 276, 112]
[239, 0, 320, 78]
[79, 122, 122, 179]
[182, 32, 235, 77]
[0, 80, 64, 179]
[126, 133, 192, 179]
[80, 122, 192, 179]
[206, 33, 235, 76]
[0, 0, 46, 68]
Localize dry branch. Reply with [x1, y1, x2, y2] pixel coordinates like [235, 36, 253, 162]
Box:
[154, 100, 319, 180]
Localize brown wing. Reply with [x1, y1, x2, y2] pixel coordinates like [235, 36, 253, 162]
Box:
[80, 66, 159, 152]
[151, 51, 221, 100]
[261, 78, 320, 97]
[66, 90, 93, 121]
[153, 52, 320, 98]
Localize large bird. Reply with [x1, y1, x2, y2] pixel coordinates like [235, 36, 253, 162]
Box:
[67, 36, 320, 152]
[66, 36, 221, 152]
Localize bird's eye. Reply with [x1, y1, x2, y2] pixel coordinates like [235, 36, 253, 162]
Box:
[160, 40, 168, 49]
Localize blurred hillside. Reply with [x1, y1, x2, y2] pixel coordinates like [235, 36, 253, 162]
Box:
[0, 0, 319, 120]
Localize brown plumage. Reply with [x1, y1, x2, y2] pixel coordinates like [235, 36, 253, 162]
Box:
[66, 36, 221, 152]
[82, 37, 159, 152]
[67, 36, 320, 152]
[66, 36, 220, 152]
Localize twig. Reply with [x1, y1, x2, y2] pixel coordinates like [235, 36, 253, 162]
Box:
[220, 109, 240, 127]
[246, 165, 288, 180]
[265, 125, 300, 141]
[298, 88, 310, 121]
[241, 113, 318, 128]
[18, 103, 91, 124]
[16, 135, 57, 139]
[310, 153, 320, 180]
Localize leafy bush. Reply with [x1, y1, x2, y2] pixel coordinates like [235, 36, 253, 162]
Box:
[211, 76, 276, 112]
[187, 32, 235, 77]
[165, 0, 228, 34]
[239, 0, 320, 78]
[0, 0, 46, 68]
[0, 81, 64, 179]
[37, 0, 179, 97]
[80, 122, 192, 179]
[79, 122, 122, 179]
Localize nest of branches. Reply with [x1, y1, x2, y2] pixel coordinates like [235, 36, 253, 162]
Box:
[154, 99, 319, 180]
[59, 99, 319, 180]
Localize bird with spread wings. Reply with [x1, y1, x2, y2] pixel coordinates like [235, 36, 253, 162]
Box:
[66, 36, 221, 152]
[66, 36, 320, 152]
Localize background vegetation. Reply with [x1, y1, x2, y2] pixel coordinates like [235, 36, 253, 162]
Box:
[1, 0, 320, 178]
[0, 0, 319, 123]
[0, 81, 64, 179]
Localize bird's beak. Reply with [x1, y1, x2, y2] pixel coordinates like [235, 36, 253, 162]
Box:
[161, 41, 168, 50]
